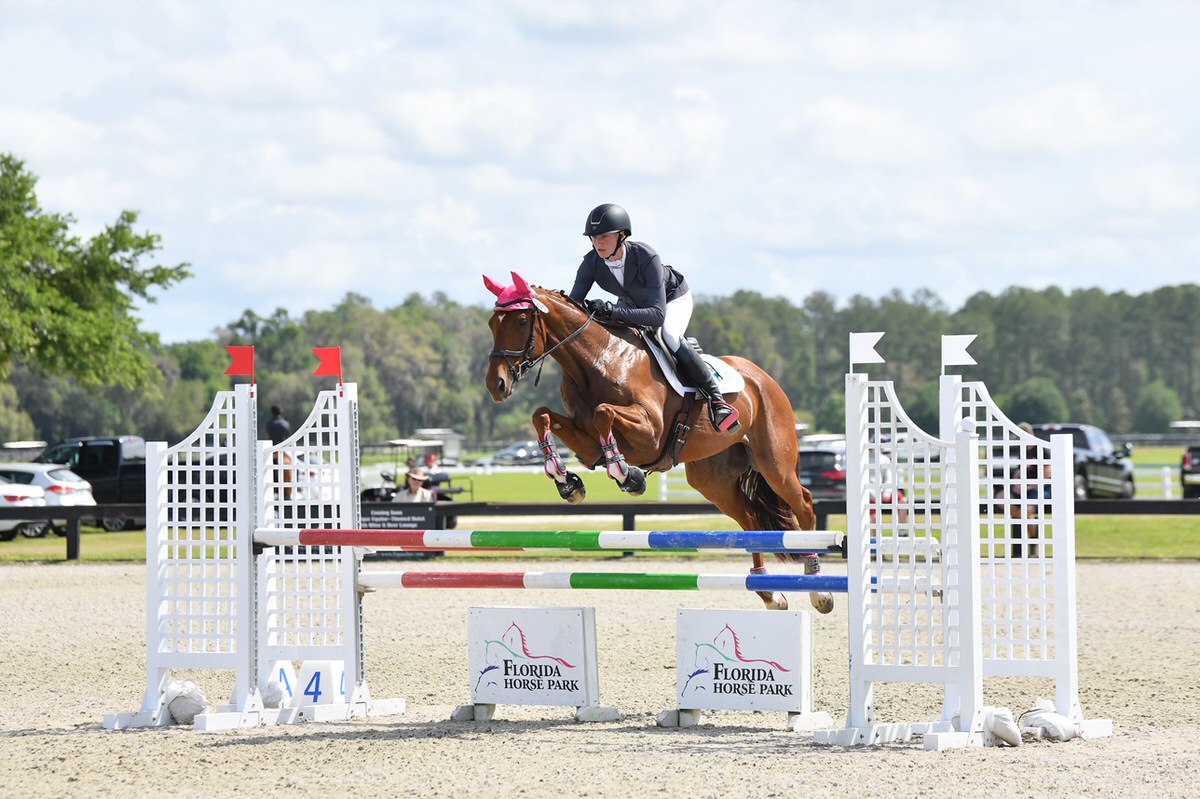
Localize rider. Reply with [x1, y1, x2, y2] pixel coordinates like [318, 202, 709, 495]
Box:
[569, 203, 741, 433]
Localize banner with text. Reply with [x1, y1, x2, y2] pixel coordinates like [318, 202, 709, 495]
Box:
[467, 607, 602, 709]
[676, 608, 813, 713]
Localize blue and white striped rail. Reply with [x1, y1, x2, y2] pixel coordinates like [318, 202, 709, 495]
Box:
[253, 528, 847, 555]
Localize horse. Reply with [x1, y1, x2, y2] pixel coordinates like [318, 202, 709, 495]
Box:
[483, 271, 832, 614]
[270, 449, 295, 501]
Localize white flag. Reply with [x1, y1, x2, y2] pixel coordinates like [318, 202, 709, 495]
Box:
[941, 334, 977, 367]
[849, 332, 885, 366]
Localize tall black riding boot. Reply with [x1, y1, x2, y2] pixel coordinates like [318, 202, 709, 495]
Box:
[674, 341, 741, 433]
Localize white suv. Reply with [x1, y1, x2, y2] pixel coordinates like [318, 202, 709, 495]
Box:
[0, 463, 96, 534]
[0, 475, 48, 540]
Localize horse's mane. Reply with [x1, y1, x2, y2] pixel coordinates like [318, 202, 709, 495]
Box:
[533, 286, 586, 311]
[532, 285, 651, 343]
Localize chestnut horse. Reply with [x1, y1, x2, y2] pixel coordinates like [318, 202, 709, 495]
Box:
[483, 272, 832, 614]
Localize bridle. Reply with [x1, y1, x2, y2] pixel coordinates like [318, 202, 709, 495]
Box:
[488, 292, 596, 388]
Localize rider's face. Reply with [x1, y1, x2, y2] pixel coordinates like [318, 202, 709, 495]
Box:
[590, 232, 621, 260]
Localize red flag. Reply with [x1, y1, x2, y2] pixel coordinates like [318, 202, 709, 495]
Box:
[312, 346, 343, 382]
[224, 345, 255, 379]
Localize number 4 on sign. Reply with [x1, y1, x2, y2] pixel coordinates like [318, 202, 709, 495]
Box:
[295, 661, 345, 706]
[304, 670, 324, 704]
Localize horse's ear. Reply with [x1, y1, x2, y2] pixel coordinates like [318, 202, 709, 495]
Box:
[510, 272, 547, 312]
[510, 271, 532, 296]
[483, 274, 505, 298]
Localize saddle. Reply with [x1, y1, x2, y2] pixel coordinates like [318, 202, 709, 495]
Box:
[599, 325, 745, 472]
[641, 330, 746, 398]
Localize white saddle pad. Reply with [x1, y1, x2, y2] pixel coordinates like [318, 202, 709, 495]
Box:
[644, 333, 745, 398]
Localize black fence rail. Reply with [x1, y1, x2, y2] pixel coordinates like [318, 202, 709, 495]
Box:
[0, 504, 145, 560]
[3, 498, 1198, 561]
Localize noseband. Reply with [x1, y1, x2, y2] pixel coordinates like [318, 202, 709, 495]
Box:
[488, 294, 595, 388]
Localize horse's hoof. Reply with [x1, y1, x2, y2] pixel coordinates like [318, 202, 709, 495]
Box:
[619, 466, 647, 496]
[557, 473, 586, 504]
[763, 591, 788, 611]
[809, 591, 834, 614]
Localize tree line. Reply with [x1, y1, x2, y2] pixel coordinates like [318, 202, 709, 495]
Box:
[3, 152, 1197, 448]
[4, 283, 1198, 448]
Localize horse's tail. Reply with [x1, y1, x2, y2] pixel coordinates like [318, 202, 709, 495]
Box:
[737, 469, 807, 563]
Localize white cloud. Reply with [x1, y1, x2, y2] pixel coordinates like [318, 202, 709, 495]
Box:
[236, 144, 428, 203]
[1097, 163, 1198, 216]
[970, 84, 1167, 157]
[4, 0, 1200, 345]
[304, 107, 393, 153]
[812, 24, 969, 72]
[0, 107, 106, 164]
[784, 97, 952, 170]
[162, 45, 337, 104]
[380, 86, 539, 160]
[37, 168, 141, 219]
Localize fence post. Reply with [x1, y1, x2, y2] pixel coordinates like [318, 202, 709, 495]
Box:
[66, 517, 82, 561]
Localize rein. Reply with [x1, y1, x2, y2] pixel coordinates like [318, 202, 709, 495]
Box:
[489, 294, 596, 387]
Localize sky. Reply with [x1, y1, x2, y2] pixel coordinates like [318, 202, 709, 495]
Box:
[3, 1, 1198, 344]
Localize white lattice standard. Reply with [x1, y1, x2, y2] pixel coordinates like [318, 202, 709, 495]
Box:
[254, 384, 403, 721]
[815, 372, 986, 749]
[941, 371, 1111, 740]
[105, 385, 258, 729]
[105, 382, 404, 732]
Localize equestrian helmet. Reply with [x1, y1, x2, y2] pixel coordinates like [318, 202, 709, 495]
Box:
[582, 203, 631, 237]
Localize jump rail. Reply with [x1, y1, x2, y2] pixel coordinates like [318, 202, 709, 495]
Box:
[359, 571, 852, 592]
[254, 528, 847, 555]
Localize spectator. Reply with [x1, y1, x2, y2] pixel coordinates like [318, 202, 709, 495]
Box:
[267, 405, 292, 445]
[393, 465, 435, 503]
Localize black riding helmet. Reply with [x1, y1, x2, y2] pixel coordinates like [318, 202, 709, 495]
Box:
[582, 203, 632, 237]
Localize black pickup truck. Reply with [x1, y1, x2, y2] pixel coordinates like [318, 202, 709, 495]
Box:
[37, 436, 147, 531]
[1181, 445, 1200, 499]
[1029, 423, 1135, 500]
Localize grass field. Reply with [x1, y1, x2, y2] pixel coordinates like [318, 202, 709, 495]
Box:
[3, 513, 1197, 562]
[2, 460, 1197, 563]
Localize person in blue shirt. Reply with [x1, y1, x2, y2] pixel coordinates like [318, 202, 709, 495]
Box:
[569, 203, 740, 433]
[267, 405, 291, 445]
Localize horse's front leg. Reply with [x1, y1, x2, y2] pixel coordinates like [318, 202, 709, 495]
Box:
[592, 404, 651, 496]
[533, 407, 589, 504]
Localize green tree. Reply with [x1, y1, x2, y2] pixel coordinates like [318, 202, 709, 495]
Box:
[815, 391, 845, 434]
[0, 154, 191, 390]
[1133, 379, 1183, 433]
[1000, 377, 1068, 424]
[0, 382, 36, 440]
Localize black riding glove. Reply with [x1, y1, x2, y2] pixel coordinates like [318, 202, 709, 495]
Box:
[585, 299, 613, 321]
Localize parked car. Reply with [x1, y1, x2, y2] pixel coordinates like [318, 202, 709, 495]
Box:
[1028, 423, 1135, 500]
[797, 445, 847, 501]
[477, 440, 544, 467]
[0, 475, 48, 540]
[1181, 445, 1200, 499]
[0, 463, 96, 534]
[37, 435, 146, 530]
[797, 444, 907, 519]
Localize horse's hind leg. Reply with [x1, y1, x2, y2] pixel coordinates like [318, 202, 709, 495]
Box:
[688, 449, 833, 614]
[742, 410, 835, 614]
[684, 453, 789, 611]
